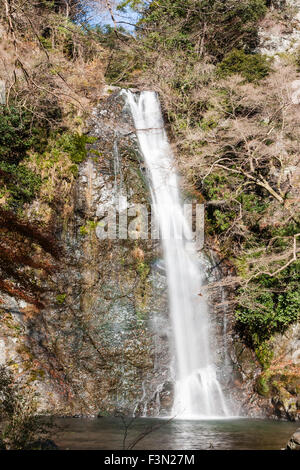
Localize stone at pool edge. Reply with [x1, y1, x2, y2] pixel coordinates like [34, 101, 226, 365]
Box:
[24, 439, 59, 450]
[285, 428, 300, 450]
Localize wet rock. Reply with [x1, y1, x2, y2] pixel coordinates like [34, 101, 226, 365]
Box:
[272, 393, 300, 421]
[25, 439, 59, 450]
[286, 428, 300, 450]
[159, 381, 174, 412]
[0, 91, 170, 417]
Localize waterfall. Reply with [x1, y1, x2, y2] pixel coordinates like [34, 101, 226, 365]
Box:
[125, 90, 230, 419]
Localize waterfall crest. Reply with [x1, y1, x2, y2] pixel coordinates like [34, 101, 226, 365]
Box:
[125, 90, 230, 418]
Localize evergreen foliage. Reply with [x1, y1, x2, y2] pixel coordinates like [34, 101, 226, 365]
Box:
[236, 262, 300, 345]
[0, 107, 37, 164]
[217, 49, 271, 81]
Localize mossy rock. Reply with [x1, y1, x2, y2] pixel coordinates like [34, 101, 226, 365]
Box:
[285, 376, 300, 395]
[256, 374, 271, 397]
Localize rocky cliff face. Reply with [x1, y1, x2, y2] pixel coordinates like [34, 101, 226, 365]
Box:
[209, 251, 300, 421]
[0, 85, 299, 421]
[258, 1, 300, 56]
[224, 312, 300, 421]
[0, 91, 174, 416]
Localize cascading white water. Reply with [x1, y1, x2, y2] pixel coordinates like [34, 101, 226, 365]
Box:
[125, 90, 230, 418]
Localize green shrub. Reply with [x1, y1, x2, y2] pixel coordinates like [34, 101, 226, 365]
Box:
[53, 132, 96, 164]
[56, 293, 67, 304]
[79, 220, 98, 236]
[212, 209, 235, 232]
[0, 107, 38, 164]
[236, 193, 268, 213]
[217, 49, 271, 82]
[0, 161, 41, 207]
[203, 173, 228, 200]
[136, 262, 150, 280]
[256, 373, 271, 395]
[255, 343, 274, 370]
[236, 262, 300, 346]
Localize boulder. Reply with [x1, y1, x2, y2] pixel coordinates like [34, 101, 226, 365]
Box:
[286, 428, 300, 450]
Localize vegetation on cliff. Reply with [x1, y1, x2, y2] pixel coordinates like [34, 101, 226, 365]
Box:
[0, 0, 106, 305]
[0, 366, 55, 449]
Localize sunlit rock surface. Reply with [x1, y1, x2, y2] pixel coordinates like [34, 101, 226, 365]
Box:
[258, 1, 300, 56]
[0, 92, 171, 416]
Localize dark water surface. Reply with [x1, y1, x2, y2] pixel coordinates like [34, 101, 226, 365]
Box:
[54, 417, 298, 450]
